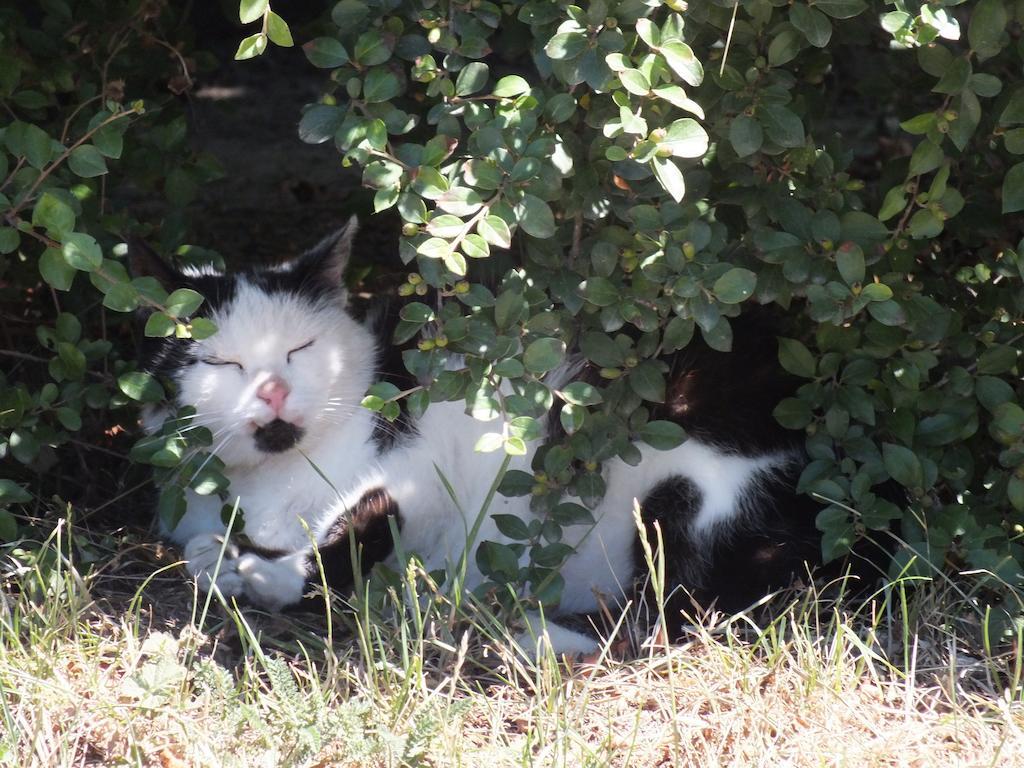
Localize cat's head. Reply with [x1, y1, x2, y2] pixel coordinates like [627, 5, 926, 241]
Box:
[131, 218, 376, 468]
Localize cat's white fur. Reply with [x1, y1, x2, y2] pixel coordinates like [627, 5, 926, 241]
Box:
[163, 273, 795, 654]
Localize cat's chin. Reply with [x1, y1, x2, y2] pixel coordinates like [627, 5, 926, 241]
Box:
[253, 418, 305, 454]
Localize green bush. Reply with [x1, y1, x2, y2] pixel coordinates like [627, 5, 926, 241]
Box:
[283, 0, 1024, 616]
[0, 1, 223, 534]
[3, 0, 1022, 635]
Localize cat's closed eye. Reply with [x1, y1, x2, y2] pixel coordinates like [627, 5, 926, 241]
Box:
[287, 340, 315, 363]
[201, 357, 244, 371]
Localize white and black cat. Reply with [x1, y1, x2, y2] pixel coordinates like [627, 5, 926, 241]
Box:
[132, 220, 840, 654]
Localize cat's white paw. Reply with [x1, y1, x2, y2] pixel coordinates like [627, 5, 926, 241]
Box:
[514, 612, 601, 659]
[183, 533, 246, 599]
[234, 551, 308, 611]
[183, 535, 309, 611]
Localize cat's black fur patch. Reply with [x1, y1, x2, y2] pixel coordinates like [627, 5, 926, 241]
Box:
[299, 486, 401, 599]
[253, 419, 305, 453]
[653, 311, 801, 455]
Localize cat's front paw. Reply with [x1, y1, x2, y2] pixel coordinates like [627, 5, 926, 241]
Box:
[183, 533, 246, 599]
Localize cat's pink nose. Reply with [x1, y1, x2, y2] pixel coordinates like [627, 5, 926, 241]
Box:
[256, 375, 290, 415]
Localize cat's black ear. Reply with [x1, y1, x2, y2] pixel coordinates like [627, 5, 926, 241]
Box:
[128, 237, 184, 289]
[304, 216, 358, 287]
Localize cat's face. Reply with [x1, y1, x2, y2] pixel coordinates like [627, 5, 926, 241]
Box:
[135, 220, 376, 468]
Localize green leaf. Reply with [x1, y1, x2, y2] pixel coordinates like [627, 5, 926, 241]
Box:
[559, 403, 586, 434]
[56, 406, 82, 432]
[103, 283, 139, 312]
[62, 233, 102, 271]
[523, 337, 566, 374]
[778, 338, 816, 378]
[933, 58, 972, 95]
[701, 319, 733, 352]
[976, 345, 1018, 375]
[545, 31, 588, 60]
[661, 118, 709, 158]
[652, 155, 685, 202]
[0, 228, 19, 254]
[442, 249, 467, 276]
[582, 276, 619, 307]
[303, 37, 349, 68]
[774, 398, 812, 429]
[239, 0, 268, 24]
[235, 33, 268, 60]
[1009, 477, 1024, 513]
[298, 104, 345, 144]
[425, 214, 464, 238]
[456, 62, 489, 96]
[990, 402, 1024, 445]
[189, 318, 218, 340]
[882, 443, 923, 489]
[729, 115, 763, 157]
[1002, 162, 1024, 214]
[635, 18, 660, 48]
[165, 288, 204, 318]
[475, 432, 504, 453]
[145, 312, 177, 337]
[663, 316, 695, 351]
[354, 30, 393, 66]
[266, 11, 293, 46]
[68, 145, 108, 177]
[39, 248, 75, 290]
[32, 193, 75, 236]
[493, 513, 530, 540]
[976, 376, 1014, 412]
[659, 41, 703, 87]
[331, 0, 369, 29]
[712, 268, 756, 304]
[629, 360, 666, 403]
[493, 75, 530, 97]
[908, 139, 943, 177]
[907, 209, 943, 239]
[476, 540, 521, 582]
[968, 0, 1007, 60]
[839, 212, 889, 244]
[866, 299, 906, 326]
[517, 195, 555, 238]
[479, 216, 512, 248]
[759, 105, 805, 148]
[363, 68, 402, 103]
[652, 85, 704, 118]
[56, 313, 81, 343]
[768, 29, 802, 67]
[412, 166, 448, 198]
[639, 420, 686, 450]
[0, 479, 31, 505]
[581, 332, 625, 367]
[813, 0, 867, 19]
[860, 282, 892, 301]
[118, 371, 164, 403]
[5, 121, 53, 169]
[791, 5, 832, 47]
[1000, 90, 1024, 126]
[878, 185, 908, 221]
[619, 68, 651, 96]
[835, 243, 865, 285]
[560, 382, 603, 407]
[545, 93, 576, 123]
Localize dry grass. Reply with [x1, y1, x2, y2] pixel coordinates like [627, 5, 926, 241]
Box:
[1, 523, 1022, 767]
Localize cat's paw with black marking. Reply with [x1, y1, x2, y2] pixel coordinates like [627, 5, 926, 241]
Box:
[183, 533, 247, 599]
